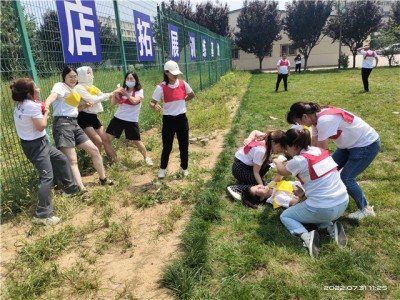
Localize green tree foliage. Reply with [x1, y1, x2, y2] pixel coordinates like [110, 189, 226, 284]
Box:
[161, 0, 195, 21]
[325, 0, 383, 68]
[388, 1, 400, 26]
[371, 25, 400, 66]
[284, 0, 333, 71]
[193, 1, 231, 37]
[235, 0, 282, 72]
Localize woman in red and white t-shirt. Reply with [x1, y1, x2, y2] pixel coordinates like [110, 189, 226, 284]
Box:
[106, 72, 153, 166]
[275, 53, 291, 92]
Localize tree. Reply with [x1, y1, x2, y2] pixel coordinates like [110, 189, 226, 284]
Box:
[161, 0, 195, 21]
[193, 0, 231, 37]
[284, 0, 333, 71]
[325, 0, 383, 68]
[371, 25, 400, 66]
[388, 1, 400, 26]
[235, 0, 282, 72]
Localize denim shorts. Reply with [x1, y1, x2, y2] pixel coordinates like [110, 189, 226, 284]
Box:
[53, 116, 89, 148]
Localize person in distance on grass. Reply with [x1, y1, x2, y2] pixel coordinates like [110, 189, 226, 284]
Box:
[11, 78, 79, 226]
[274, 128, 349, 258]
[150, 60, 195, 179]
[75, 66, 119, 163]
[357, 45, 378, 93]
[106, 71, 154, 167]
[286, 102, 380, 220]
[45, 65, 113, 190]
[275, 53, 290, 92]
[294, 53, 302, 73]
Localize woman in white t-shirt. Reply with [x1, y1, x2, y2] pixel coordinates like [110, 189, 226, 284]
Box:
[232, 130, 285, 185]
[150, 61, 195, 179]
[12, 78, 78, 225]
[274, 129, 349, 258]
[106, 71, 153, 166]
[75, 66, 119, 162]
[286, 102, 380, 221]
[45, 66, 113, 191]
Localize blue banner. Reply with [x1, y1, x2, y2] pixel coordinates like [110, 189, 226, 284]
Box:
[201, 35, 207, 60]
[56, 0, 101, 63]
[168, 24, 180, 61]
[188, 32, 196, 60]
[133, 10, 155, 62]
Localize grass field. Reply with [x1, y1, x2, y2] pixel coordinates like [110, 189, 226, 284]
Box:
[162, 67, 400, 299]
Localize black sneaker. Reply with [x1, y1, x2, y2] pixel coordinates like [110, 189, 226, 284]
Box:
[100, 178, 114, 186]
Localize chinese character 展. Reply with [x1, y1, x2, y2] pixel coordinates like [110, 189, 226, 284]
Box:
[210, 41, 214, 57]
[170, 30, 179, 58]
[202, 39, 206, 57]
[190, 36, 196, 57]
[137, 18, 153, 56]
[217, 43, 220, 57]
[64, 0, 97, 56]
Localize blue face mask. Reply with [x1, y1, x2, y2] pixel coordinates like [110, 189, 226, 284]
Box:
[125, 81, 136, 88]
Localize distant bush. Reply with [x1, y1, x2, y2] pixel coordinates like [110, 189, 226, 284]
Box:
[339, 53, 349, 69]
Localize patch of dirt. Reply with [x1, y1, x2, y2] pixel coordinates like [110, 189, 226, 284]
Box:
[0, 97, 239, 299]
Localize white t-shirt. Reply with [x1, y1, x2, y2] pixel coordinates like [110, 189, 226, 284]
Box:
[316, 109, 379, 149]
[14, 100, 46, 141]
[360, 50, 378, 69]
[114, 89, 144, 122]
[151, 79, 193, 116]
[285, 147, 348, 208]
[51, 82, 79, 117]
[277, 59, 291, 74]
[75, 84, 110, 114]
[235, 145, 266, 166]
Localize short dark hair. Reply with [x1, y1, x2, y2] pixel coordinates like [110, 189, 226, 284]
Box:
[10, 78, 35, 102]
[242, 187, 261, 209]
[122, 71, 142, 91]
[62, 65, 78, 83]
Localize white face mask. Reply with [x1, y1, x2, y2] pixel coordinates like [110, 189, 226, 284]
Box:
[125, 81, 136, 88]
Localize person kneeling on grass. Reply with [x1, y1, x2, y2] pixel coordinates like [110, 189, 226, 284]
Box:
[11, 78, 79, 226]
[273, 128, 349, 258]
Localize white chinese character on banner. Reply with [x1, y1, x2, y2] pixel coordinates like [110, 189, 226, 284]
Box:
[210, 41, 214, 57]
[64, 0, 97, 56]
[217, 43, 220, 57]
[202, 39, 207, 57]
[170, 30, 179, 58]
[137, 18, 153, 56]
[190, 36, 196, 58]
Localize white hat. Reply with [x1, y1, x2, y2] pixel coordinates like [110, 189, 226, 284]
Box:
[164, 60, 182, 75]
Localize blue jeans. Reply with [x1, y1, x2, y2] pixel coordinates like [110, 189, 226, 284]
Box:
[280, 200, 349, 235]
[332, 138, 380, 210]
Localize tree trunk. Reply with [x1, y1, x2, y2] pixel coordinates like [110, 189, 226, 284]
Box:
[352, 49, 357, 68]
[303, 56, 308, 71]
[259, 57, 264, 73]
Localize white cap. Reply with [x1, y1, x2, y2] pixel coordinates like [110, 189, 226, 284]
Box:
[164, 60, 182, 75]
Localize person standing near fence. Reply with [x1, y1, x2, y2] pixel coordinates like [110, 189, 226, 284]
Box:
[45, 66, 113, 191]
[75, 66, 119, 163]
[150, 61, 195, 179]
[106, 71, 153, 166]
[357, 45, 378, 93]
[275, 53, 290, 92]
[11, 78, 79, 225]
[294, 54, 302, 73]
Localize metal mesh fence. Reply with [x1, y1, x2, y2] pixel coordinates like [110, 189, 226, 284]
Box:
[0, 0, 232, 214]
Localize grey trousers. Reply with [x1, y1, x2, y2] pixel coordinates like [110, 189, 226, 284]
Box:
[21, 136, 78, 218]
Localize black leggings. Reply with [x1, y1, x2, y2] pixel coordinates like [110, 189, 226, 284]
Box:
[295, 64, 301, 73]
[160, 113, 189, 170]
[276, 74, 288, 91]
[361, 68, 373, 91]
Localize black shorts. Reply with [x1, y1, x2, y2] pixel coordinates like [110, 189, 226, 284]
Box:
[77, 111, 102, 130]
[106, 117, 141, 140]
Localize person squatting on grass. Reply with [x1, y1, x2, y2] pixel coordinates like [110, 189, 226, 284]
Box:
[357, 45, 379, 93]
[11, 78, 79, 226]
[75, 66, 119, 162]
[286, 102, 380, 220]
[231, 130, 285, 186]
[274, 128, 349, 258]
[106, 71, 153, 167]
[150, 61, 195, 179]
[45, 65, 113, 191]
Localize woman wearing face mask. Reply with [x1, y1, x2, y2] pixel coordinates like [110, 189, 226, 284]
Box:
[45, 65, 113, 191]
[106, 71, 153, 166]
[75, 66, 119, 162]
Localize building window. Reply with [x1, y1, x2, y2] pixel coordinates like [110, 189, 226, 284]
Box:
[232, 46, 239, 60]
[280, 44, 296, 56]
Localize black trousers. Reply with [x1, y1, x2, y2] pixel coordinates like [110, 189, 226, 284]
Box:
[276, 74, 288, 91]
[161, 113, 189, 170]
[295, 64, 301, 73]
[361, 68, 373, 91]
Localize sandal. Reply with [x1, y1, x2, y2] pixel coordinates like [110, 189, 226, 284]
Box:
[99, 178, 114, 186]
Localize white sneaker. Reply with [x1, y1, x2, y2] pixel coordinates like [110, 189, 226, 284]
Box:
[227, 186, 242, 201]
[301, 230, 319, 258]
[158, 168, 166, 179]
[328, 221, 347, 247]
[145, 157, 154, 166]
[32, 216, 61, 226]
[347, 206, 376, 220]
[182, 169, 189, 176]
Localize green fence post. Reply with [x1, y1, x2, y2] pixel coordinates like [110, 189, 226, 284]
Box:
[113, 0, 127, 75]
[157, 4, 165, 66]
[197, 28, 203, 90]
[182, 16, 189, 83]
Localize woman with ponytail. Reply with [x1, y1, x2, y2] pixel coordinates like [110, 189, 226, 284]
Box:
[274, 128, 349, 258]
[286, 101, 380, 220]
